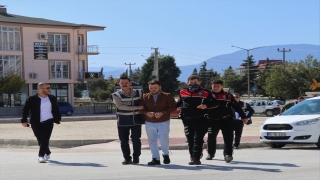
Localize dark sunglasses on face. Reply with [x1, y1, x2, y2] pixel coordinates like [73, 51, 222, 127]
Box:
[234, 96, 240, 98]
[43, 87, 51, 90]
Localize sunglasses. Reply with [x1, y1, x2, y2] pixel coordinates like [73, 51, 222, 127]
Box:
[234, 96, 240, 98]
[42, 87, 51, 90]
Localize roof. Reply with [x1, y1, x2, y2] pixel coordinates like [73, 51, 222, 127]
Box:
[0, 12, 105, 30]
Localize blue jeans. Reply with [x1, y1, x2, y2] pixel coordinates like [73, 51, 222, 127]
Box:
[145, 120, 170, 160]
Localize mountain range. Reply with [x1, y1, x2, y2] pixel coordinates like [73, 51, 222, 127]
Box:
[89, 44, 320, 82]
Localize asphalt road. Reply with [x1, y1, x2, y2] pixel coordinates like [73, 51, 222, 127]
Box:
[0, 147, 319, 180]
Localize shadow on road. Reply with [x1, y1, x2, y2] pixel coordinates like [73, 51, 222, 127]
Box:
[48, 160, 107, 167]
[214, 159, 298, 167]
[136, 161, 286, 172]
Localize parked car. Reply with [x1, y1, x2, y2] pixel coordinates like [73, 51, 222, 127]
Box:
[248, 100, 284, 116]
[57, 102, 74, 116]
[260, 96, 320, 149]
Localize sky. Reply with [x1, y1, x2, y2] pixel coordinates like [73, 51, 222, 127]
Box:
[2, 0, 319, 70]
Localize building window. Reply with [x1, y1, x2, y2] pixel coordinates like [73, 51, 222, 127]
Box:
[50, 61, 69, 79]
[0, 26, 21, 51]
[0, 55, 22, 77]
[48, 34, 68, 52]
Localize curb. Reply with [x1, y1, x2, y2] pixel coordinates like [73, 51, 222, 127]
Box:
[0, 139, 117, 148]
[0, 115, 117, 123]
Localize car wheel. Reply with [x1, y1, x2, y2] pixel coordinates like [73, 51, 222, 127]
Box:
[266, 110, 275, 117]
[316, 136, 320, 149]
[66, 110, 73, 116]
[268, 143, 286, 148]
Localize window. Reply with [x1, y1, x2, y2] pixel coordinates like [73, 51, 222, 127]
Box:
[50, 61, 69, 79]
[0, 55, 22, 77]
[48, 34, 68, 52]
[0, 26, 21, 51]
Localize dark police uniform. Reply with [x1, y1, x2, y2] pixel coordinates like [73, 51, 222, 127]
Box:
[177, 87, 218, 163]
[206, 90, 246, 161]
[111, 89, 145, 162]
[233, 101, 254, 148]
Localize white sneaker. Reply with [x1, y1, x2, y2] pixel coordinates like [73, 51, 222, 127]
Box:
[38, 157, 46, 163]
[44, 154, 50, 161]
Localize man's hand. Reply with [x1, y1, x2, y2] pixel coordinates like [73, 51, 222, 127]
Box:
[197, 104, 207, 109]
[138, 106, 144, 110]
[155, 112, 163, 118]
[147, 112, 155, 118]
[242, 118, 248, 124]
[22, 122, 29, 127]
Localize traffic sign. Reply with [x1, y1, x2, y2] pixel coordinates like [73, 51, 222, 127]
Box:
[251, 86, 257, 92]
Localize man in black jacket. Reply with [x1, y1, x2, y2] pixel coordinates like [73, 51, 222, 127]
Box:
[205, 80, 248, 163]
[176, 75, 218, 165]
[233, 93, 255, 149]
[21, 82, 61, 163]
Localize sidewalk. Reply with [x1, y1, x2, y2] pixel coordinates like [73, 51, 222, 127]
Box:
[0, 115, 269, 150]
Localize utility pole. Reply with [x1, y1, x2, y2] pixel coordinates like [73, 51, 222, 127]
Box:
[231, 45, 265, 98]
[151, 47, 159, 80]
[277, 48, 291, 64]
[124, 62, 136, 79]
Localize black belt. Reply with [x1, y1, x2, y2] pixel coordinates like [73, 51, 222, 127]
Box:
[40, 119, 53, 123]
[184, 115, 204, 120]
[210, 115, 230, 120]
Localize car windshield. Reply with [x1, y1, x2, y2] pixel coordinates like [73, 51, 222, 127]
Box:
[281, 99, 320, 115]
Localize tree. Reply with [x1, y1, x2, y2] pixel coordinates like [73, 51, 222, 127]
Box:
[264, 55, 319, 100]
[192, 68, 198, 75]
[139, 55, 181, 94]
[239, 55, 259, 95]
[221, 66, 244, 94]
[130, 67, 142, 82]
[0, 71, 26, 107]
[99, 91, 111, 101]
[74, 85, 82, 98]
[255, 58, 272, 96]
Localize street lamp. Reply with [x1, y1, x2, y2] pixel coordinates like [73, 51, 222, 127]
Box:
[231, 45, 265, 98]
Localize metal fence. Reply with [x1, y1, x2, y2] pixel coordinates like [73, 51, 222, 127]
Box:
[93, 103, 116, 114]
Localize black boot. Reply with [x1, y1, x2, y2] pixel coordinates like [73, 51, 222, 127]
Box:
[205, 154, 214, 160]
[163, 155, 170, 164]
[189, 158, 201, 165]
[132, 157, 139, 164]
[148, 158, 161, 165]
[122, 159, 132, 165]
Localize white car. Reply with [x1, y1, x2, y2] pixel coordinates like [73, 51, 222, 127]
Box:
[260, 96, 320, 148]
[249, 100, 284, 116]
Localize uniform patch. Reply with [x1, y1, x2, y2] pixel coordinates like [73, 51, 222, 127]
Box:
[198, 91, 202, 96]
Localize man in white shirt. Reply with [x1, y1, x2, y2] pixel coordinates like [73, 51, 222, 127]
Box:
[21, 82, 61, 163]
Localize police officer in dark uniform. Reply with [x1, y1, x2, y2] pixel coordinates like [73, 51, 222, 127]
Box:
[176, 75, 218, 165]
[206, 80, 248, 163]
[233, 93, 255, 149]
[111, 76, 145, 165]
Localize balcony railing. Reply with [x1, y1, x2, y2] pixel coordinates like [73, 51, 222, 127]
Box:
[0, 42, 21, 51]
[78, 71, 101, 81]
[76, 45, 99, 55]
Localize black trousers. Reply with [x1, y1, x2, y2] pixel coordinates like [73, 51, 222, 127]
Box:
[182, 117, 208, 160]
[117, 125, 142, 161]
[233, 120, 244, 147]
[207, 117, 234, 156]
[31, 120, 54, 157]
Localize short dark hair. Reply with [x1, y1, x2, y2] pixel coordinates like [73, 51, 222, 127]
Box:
[298, 96, 305, 100]
[119, 76, 131, 82]
[148, 79, 161, 86]
[212, 79, 223, 85]
[188, 75, 200, 81]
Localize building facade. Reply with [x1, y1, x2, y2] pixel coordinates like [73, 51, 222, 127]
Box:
[0, 6, 105, 107]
